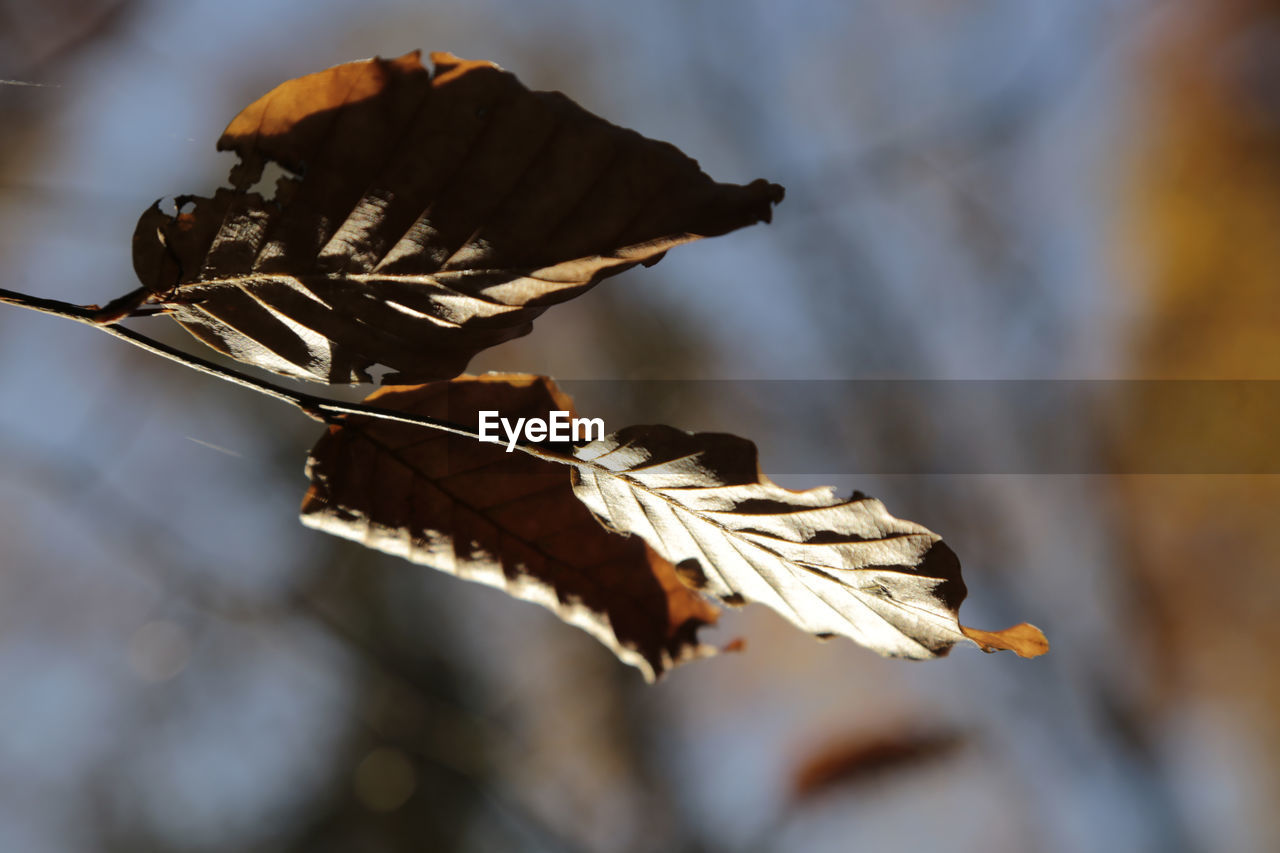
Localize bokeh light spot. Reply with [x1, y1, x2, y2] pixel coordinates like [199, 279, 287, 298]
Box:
[353, 747, 417, 813]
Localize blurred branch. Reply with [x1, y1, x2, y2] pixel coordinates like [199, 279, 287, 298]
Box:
[0, 0, 139, 77]
[1, 424, 602, 853]
[0, 286, 577, 463]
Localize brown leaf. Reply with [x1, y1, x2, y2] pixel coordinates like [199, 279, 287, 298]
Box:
[571, 426, 1048, 659]
[790, 729, 965, 801]
[300, 374, 719, 680]
[127, 51, 783, 383]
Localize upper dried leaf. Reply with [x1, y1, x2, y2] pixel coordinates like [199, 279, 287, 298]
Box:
[127, 51, 783, 383]
[300, 374, 719, 680]
[571, 425, 1048, 659]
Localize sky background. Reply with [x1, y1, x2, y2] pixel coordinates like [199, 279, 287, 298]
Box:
[2, 1, 1277, 851]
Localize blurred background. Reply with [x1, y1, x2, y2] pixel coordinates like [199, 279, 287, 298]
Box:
[2, 0, 1279, 850]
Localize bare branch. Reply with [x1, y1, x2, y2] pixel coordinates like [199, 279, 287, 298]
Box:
[0, 286, 574, 464]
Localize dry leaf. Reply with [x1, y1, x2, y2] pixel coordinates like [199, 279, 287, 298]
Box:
[301, 376, 1045, 667]
[571, 426, 1047, 659]
[125, 51, 783, 383]
[300, 374, 719, 680]
[791, 729, 964, 800]
[960, 623, 1049, 658]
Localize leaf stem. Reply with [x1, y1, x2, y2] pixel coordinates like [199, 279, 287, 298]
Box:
[0, 286, 576, 465]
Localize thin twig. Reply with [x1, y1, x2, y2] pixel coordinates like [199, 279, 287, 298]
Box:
[0, 286, 578, 465]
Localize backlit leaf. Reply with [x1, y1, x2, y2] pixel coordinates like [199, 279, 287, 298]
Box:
[300, 374, 719, 680]
[125, 51, 783, 383]
[571, 425, 1047, 659]
[301, 375, 1045, 667]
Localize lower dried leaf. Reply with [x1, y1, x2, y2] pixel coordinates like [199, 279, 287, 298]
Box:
[301, 374, 1046, 673]
[300, 374, 718, 680]
[571, 425, 1048, 660]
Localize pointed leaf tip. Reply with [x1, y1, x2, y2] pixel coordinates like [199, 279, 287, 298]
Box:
[960, 623, 1049, 658]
